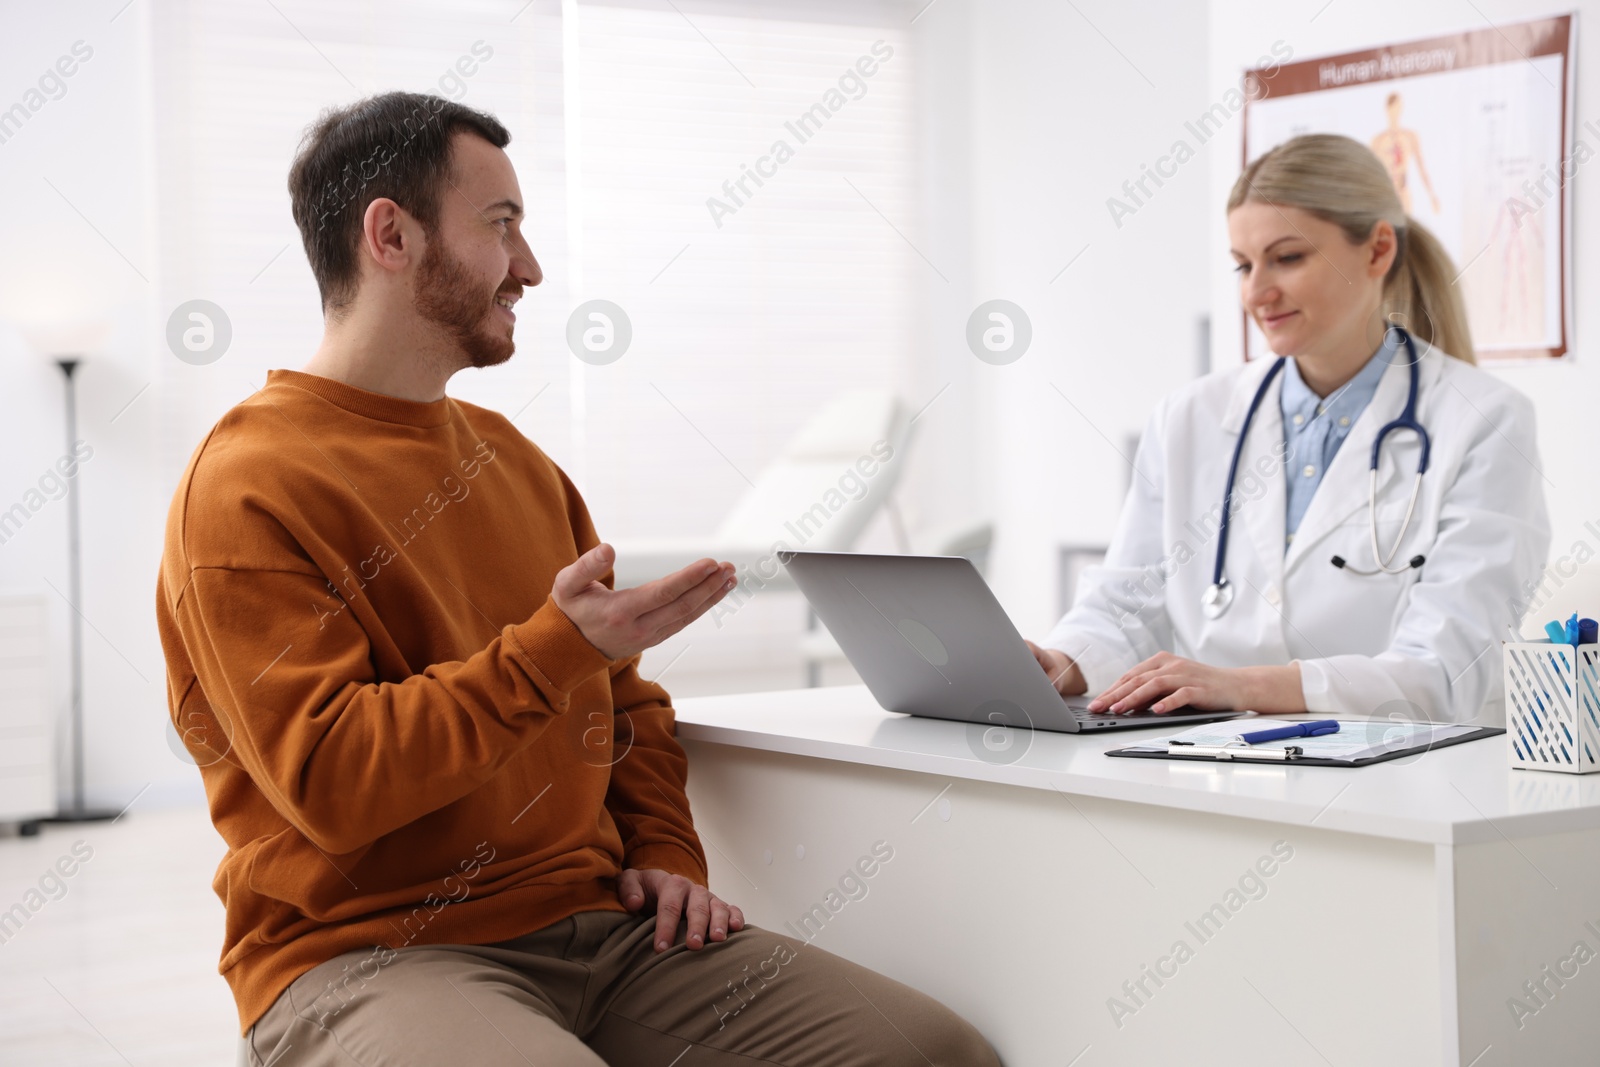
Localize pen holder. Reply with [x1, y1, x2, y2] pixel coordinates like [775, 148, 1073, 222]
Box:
[1503, 642, 1600, 774]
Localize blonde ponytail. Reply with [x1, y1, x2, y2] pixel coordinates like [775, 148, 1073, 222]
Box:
[1227, 134, 1475, 364]
[1387, 220, 1474, 363]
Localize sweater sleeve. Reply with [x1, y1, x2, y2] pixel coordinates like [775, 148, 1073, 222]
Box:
[171, 565, 613, 855]
[604, 658, 709, 884]
[545, 462, 710, 884]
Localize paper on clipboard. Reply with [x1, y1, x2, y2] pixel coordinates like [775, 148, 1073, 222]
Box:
[1123, 719, 1479, 762]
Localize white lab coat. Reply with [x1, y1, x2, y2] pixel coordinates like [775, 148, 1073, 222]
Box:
[1043, 341, 1551, 724]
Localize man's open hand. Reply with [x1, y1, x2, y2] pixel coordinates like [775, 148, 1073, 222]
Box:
[618, 867, 745, 952]
[553, 544, 736, 661]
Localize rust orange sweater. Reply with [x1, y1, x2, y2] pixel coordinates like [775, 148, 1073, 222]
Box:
[155, 369, 708, 1035]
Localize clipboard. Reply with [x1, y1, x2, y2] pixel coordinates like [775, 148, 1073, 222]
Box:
[1105, 720, 1504, 766]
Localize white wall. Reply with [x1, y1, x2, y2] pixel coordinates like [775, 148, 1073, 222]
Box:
[1208, 1, 1588, 581]
[911, 0, 1213, 637]
[0, 4, 165, 809]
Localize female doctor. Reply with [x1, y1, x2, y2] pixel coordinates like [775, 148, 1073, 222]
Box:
[1027, 134, 1550, 723]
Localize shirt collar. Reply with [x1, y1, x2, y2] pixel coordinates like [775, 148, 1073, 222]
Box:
[1280, 330, 1399, 428]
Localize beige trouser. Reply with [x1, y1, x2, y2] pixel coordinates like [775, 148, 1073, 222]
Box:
[246, 910, 1002, 1066]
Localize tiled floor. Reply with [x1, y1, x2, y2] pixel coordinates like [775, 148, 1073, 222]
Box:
[0, 806, 238, 1067]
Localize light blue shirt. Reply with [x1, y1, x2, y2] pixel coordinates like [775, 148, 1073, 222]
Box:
[1280, 333, 1398, 544]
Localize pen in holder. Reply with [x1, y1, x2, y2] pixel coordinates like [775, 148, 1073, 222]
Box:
[1503, 641, 1600, 774]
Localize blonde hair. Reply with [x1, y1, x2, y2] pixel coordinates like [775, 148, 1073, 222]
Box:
[1227, 133, 1474, 364]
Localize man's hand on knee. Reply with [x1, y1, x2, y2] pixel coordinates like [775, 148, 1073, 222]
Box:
[553, 545, 737, 661]
[618, 868, 745, 952]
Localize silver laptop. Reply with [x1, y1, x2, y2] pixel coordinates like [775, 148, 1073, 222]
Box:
[780, 551, 1246, 733]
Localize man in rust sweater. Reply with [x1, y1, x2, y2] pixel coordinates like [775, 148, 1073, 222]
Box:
[156, 92, 998, 1066]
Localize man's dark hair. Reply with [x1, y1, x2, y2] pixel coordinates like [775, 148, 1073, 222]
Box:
[288, 91, 510, 318]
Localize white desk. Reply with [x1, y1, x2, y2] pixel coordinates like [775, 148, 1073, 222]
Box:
[674, 685, 1600, 1067]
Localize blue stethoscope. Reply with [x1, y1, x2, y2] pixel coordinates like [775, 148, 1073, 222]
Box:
[1202, 327, 1431, 620]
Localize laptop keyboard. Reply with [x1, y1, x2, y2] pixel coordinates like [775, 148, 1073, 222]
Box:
[1069, 703, 1182, 721]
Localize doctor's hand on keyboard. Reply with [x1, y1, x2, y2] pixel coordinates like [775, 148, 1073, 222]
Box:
[1024, 640, 1087, 697]
[1088, 652, 1306, 716]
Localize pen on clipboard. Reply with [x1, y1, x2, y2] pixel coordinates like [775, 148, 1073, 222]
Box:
[1235, 721, 1340, 745]
[1167, 721, 1337, 749]
[1164, 721, 1336, 760]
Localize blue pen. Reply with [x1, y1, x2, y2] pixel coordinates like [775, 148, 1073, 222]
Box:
[1236, 721, 1341, 745]
[1567, 613, 1581, 646]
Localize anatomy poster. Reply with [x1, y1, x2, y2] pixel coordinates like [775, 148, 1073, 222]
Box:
[1242, 15, 1574, 362]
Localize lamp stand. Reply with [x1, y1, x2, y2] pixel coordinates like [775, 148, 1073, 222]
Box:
[42, 357, 117, 824]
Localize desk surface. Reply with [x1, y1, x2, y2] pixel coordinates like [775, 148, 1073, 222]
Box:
[673, 684, 1600, 846]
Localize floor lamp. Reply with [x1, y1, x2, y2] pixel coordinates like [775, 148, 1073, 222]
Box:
[43, 357, 117, 823]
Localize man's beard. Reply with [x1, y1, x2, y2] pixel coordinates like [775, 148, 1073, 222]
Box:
[414, 236, 514, 370]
